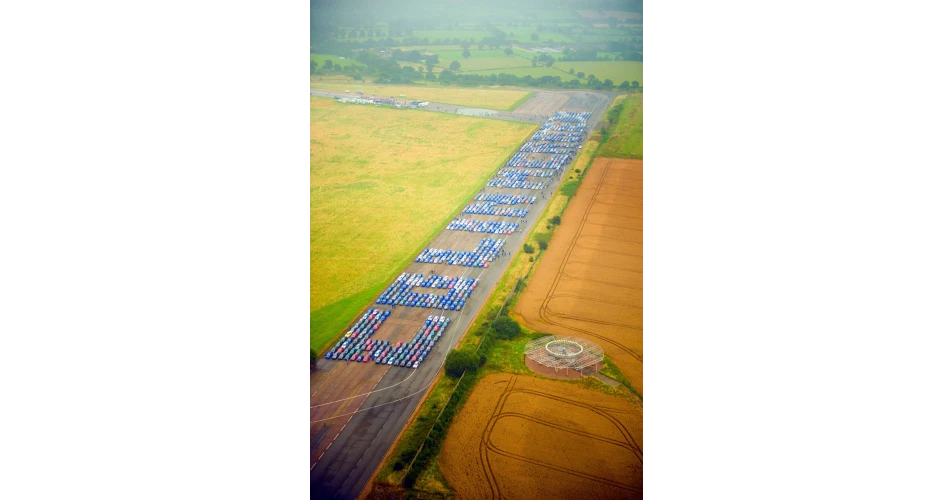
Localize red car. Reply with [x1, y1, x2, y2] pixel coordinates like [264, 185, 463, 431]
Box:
[350, 353, 358, 361]
[362, 354, 370, 363]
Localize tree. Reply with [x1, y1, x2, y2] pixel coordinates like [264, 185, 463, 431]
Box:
[603, 79, 614, 87]
[549, 215, 561, 225]
[445, 349, 479, 377]
[462, 48, 471, 58]
[323, 59, 333, 70]
[449, 60, 461, 71]
[530, 32, 539, 41]
[588, 73, 595, 81]
[569, 67, 574, 75]
[523, 243, 535, 254]
[577, 71, 585, 78]
[333, 63, 342, 72]
[477, 43, 484, 50]
[504, 47, 513, 56]
[461, 42, 470, 50]
[545, 60, 554, 67]
[310, 348, 317, 366]
[620, 80, 630, 89]
[538, 241, 548, 250]
[492, 316, 521, 340]
[310, 60, 317, 74]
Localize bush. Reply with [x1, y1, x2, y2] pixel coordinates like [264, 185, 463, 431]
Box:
[393, 461, 405, 471]
[523, 243, 535, 254]
[549, 215, 561, 225]
[445, 349, 480, 377]
[575, 169, 581, 173]
[492, 316, 521, 340]
[529, 256, 534, 262]
[538, 241, 548, 250]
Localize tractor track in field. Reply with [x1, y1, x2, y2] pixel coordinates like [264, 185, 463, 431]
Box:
[476, 375, 642, 496]
[535, 158, 644, 365]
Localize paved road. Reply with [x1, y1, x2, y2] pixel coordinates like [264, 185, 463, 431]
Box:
[310, 89, 613, 499]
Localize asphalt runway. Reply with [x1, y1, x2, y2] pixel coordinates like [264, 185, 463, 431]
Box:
[310, 88, 613, 499]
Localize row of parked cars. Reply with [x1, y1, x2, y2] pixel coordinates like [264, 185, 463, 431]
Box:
[464, 202, 530, 218]
[415, 238, 505, 267]
[374, 315, 451, 369]
[485, 178, 548, 190]
[446, 218, 520, 234]
[497, 168, 555, 179]
[506, 152, 565, 169]
[550, 111, 592, 124]
[375, 273, 480, 310]
[529, 131, 584, 143]
[324, 308, 392, 361]
[474, 193, 537, 205]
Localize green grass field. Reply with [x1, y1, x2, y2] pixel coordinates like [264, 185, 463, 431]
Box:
[600, 93, 643, 158]
[308, 83, 529, 110]
[310, 54, 366, 69]
[310, 97, 535, 350]
[411, 29, 496, 41]
[462, 66, 574, 79]
[496, 26, 576, 43]
[553, 60, 643, 85]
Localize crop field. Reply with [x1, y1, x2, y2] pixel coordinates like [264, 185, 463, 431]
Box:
[428, 49, 512, 60]
[514, 157, 643, 394]
[440, 373, 643, 499]
[310, 97, 535, 349]
[308, 83, 530, 110]
[601, 94, 643, 159]
[552, 61, 643, 85]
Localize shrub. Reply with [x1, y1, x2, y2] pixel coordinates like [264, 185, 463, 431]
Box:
[393, 461, 405, 471]
[538, 241, 548, 250]
[492, 316, 521, 340]
[575, 169, 581, 173]
[529, 256, 534, 262]
[445, 349, 479, 377]
[523, 243, 535, 254]
[549, 215, 561, 225]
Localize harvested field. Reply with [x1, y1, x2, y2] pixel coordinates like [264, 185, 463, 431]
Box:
[308, 83, 529, 110]
[514, 158, 643, 394]
[440, 374, 642, 499]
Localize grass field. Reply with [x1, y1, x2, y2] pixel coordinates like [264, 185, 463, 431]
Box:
[412, 29, 496, 41]
[463, 66, 573, 79]
[600, 93, 643, 158]
[310, 54, 365, 69]
[497, 26, 576, 43]
[310, 97, 535, 350]
[428, 48, 511, 60]
[308, 83, 529, 110]
[447, 56, 538, 72]
[553, 61, 643, 85]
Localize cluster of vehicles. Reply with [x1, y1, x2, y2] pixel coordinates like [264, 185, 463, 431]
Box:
[474, 193, 537, 205]
[446, 218, 519, 234]
[518, 142, 580, 155]
[529, 131, 585, 143]
[323, 312, 452, 370]
[551, 111, 592, 124]
[506, 152, 563, 169]
[497, 168, 555, 180]
[323, 308, 391, 362]
[485, 178, 547, 190]
[375, 273, 479, 310]
[415, 238, 505, 267]
[375, 315, 451, 369]
[463, 202, 530, 218]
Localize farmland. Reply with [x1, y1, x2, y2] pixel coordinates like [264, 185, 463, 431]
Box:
[308, 83, 530, 110]
[463, 66, 574, 79]
[601, 93, 644, 158]
[440, 373, 643, 499]
[310, 97, 535, 350]
[552, 61, 643, 85]
[514, 157, 643, 393]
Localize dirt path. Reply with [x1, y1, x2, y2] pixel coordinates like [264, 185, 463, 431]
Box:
[514, 158, 643, 394]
